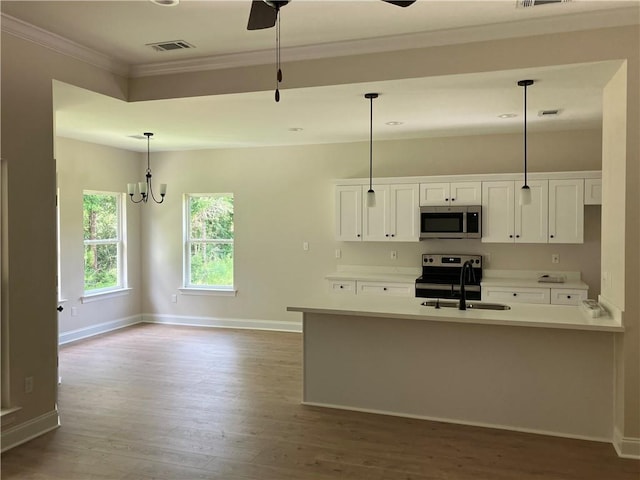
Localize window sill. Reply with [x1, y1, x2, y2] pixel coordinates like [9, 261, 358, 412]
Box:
[179, 287, 237, 297]
[81, 288, 132, 304]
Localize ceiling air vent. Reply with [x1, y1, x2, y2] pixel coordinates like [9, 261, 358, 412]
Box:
[517, 0, 571, 8]
[147, 40, 194, 52]
[538, 109, 561, 117]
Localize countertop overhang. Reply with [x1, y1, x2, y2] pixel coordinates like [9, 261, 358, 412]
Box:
[287, 296, 623, 333]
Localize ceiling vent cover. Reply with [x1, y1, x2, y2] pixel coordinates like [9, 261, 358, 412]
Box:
[517, 0, 571, 8]
[147, 40, 195, 52]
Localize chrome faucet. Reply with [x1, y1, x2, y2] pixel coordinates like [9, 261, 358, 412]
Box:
[459, 260, 476, 310]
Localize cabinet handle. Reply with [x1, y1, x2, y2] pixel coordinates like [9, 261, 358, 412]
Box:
[339, 285, 344, 289]
[451, 198, 455, 202]
[445, 198, 449, 202]
[509, 234, 513, 238]
[357, 234, 361, 237]
[385, 234, 389, 237]
[391, 234, 395, 237]
[516, 234, 520, 238]
[567, 295, 571, 299]
[383, 287, 387, 291]
[513, 293, 517, 296]
[550, 234, 554, 238]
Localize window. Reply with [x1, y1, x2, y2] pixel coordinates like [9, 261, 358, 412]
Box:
[184, 194, 234, 290]
[83, 191, 126, 293]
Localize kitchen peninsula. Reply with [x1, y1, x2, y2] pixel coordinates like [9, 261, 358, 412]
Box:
[287, 296, 623, 443]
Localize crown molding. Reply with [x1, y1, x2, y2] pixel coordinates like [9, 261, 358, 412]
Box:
[0, 13, 129, 77]
[130, 6, 639, 78]
[2, 6, 638, 80]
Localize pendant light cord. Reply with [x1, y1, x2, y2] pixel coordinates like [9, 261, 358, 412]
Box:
[274, 6, 282, 102]
[523, 82, 528, 188]
[369, 95, 373, 191]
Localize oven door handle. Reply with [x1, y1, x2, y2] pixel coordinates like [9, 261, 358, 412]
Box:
[416, 284, 481, 292]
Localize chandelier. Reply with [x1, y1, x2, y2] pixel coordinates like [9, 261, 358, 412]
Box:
[127, 132, 166, 204]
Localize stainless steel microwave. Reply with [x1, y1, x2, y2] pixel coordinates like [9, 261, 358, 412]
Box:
[419, 206, 481, 239]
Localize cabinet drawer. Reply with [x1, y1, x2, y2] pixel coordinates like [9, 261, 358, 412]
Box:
[482, 286, 550, 304]
[550, 288, 588, 305]
[328, 280, 356, 295]
[357, 281, 413, 297]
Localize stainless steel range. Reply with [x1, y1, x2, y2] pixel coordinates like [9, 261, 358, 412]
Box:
[415, 254, 482, 300]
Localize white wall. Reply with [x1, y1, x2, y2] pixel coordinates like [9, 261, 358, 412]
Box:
[56, 138, 142, 336]
[137, 130, 601, 326]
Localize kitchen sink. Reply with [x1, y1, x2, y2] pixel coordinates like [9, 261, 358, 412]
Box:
[421, 300, 511, 310]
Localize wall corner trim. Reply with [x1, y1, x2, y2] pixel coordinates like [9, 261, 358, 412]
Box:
[1, 409, 60, 453]
[613, 427, 640, 459]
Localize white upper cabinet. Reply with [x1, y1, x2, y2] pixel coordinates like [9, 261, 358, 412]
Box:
[335, 185, 362, 241]
[481, 181, 515, 243]
[482, 180, 548, 243]
[549, 179, 584, 244]
[420, 181, 481, 206]
[584, 178, 602, 205]
[363, 184, 419, 242]
[388, 184, 420, 242]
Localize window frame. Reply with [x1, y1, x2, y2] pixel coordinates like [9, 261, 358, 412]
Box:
[82, 190, 128, 297]
[183, 193, 235, 294]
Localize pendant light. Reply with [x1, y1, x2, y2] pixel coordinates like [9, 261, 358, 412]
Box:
[365, 93, 379, 208]
[518, 79, 534, 206]
[127, 132, 167, 204]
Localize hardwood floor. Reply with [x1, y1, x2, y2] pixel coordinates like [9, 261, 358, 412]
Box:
[2, 323, 638, 479]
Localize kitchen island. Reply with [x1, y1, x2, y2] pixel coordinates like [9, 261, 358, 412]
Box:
[287, 296, 623, 443]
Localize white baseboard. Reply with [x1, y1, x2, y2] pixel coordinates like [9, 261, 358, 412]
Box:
[59, 315, 142, 345]
[1, 409, 60, 453]
[614, 427, 640, 459]
[142, 313, 302, 333]
[302, 401, 612, 445]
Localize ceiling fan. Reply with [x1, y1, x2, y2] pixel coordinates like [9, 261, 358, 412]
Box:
[247, 0, 417, 102]
[247, 0, 417, 31]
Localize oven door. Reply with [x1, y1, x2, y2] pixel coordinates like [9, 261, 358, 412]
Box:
[420, 207, 466, 239]
[415, 282, 481, 300]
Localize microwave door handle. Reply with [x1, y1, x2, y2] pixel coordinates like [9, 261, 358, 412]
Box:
[462, 211, 467, 235]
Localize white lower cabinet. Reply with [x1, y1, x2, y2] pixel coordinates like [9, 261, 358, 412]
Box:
[482, 285, 588, 305]
[482, 286, 551, 304]
[328, 279, 413, 297]
[357, 281, 414, 297]
[329, 280, 357, 294]
[550, 288, 588, 306]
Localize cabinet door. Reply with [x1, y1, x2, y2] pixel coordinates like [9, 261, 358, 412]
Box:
[514, 180, 548, 243]
[362, 185, 389, 241]
[389, 184, 419, 242]
[450, 182, 482, 206]
[419, 182, 450, 206]
[481, 181, 515, 243]
[482, 286, 550, 304]
[335, 185, 362, 241]
[550, 288, 588, 305]
[357, 281, 413, 297]
[549, 179, 584, 244]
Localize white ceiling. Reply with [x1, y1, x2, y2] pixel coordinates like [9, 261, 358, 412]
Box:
[3, 0, 639, 151]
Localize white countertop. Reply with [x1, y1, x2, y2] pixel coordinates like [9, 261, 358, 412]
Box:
[287, 296, 623, 333]
[481, 278, 588, 289]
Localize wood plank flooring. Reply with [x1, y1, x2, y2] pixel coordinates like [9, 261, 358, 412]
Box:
[2, 323, 638, 479]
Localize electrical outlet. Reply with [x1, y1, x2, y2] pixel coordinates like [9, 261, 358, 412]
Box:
[71, 306, 78, 317]
[391, 250, 397, 260]
[303, 241, 309, 251]
[24, 376, 34, 394]
[171, 294, 177, 303]
[335, 249, 341, 259]
[552, 254, 560, 264]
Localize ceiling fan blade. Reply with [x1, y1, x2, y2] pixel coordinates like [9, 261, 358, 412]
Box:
[247, 0, 277, 30]
[382, 0, 417, 6]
